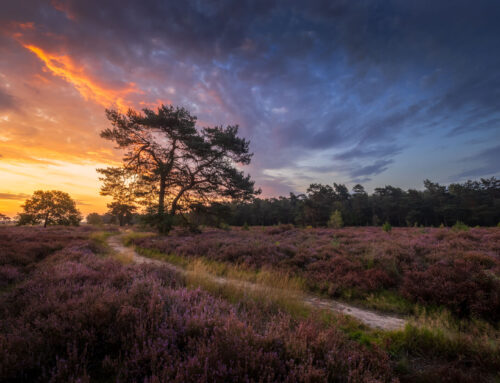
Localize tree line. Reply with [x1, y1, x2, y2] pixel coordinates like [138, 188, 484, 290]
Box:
[192, 178, 500, 228]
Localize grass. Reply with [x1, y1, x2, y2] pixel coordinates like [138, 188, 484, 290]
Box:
[122, 231, 156, 246]
[134, 246, 307, 293]
[362, 290, 416, 314]
[89, 231, 113, 251]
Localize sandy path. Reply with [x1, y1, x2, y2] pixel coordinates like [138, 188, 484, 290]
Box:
[107, 235, 406, 331]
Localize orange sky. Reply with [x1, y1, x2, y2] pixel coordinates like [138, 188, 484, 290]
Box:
[0, 35, 136, 216]
[0, 13, 248, 218]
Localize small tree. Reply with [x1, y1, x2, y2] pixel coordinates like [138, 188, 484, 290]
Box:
[86, 212, 103, 225]
[18, 190, 82, 227]
[327, 210, 343, 228]
[108, 202, 136, 226]
[382, 221, 392, 233]
[0, 213, 11, 224]
[97, 167, 140, 227]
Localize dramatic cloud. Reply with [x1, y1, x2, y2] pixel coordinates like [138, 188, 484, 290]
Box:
[0, 0, 499, 214]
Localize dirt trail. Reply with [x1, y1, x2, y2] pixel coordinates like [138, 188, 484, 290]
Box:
[107, 235, 406, 331]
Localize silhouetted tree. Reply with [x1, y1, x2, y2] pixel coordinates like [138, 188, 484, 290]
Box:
[211, 177, 500, 228]
[107, 202, 136, 226]
[0, 213, 10, 224]
[17, 190, 82, 227]
[86, 212, 103, 225]
[97, 167, 142, 226]
[100, 105, 258, 232]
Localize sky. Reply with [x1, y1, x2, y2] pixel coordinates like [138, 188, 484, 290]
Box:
[0, 0, 499, 216]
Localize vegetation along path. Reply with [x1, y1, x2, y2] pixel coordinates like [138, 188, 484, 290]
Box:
[107, 234, 407, 331]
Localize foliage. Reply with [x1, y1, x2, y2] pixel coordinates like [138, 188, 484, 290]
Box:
[382, 221, 392, 233]
[96, 167, 142, 226]
[86, 212, 103, 225]
[401, 259, 500, 320]
[0, 213, 10, 223]
[211, 177, 500, 228]
[107, 201, 136, 226]
[328, 209, 344, 228]
[452, 220, 469, 231]
[99, 105, 259, 232]
[17, 190, 82, 227]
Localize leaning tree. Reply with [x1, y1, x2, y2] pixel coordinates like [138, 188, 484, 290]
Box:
[99, 104, 259, 232]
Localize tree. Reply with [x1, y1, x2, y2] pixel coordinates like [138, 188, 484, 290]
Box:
[17, 190, 82, 227]
[328, 210, 344, 228]
[100, 105, 259, 232]
[0, 213, 10, 224]
[97, 167, 141, 226]
[107, 202, 136, 226]
[86, 212, 103, 225]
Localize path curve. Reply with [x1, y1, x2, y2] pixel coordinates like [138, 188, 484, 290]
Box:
[107, 234, 406, 331]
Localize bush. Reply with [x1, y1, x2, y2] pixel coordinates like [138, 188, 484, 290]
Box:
[327, 210, 344, 229]
[452, 221, 469, 231]
[401, 260, 500, 320]
[219, 222, 231, 231]
[141, 212, 174, 234]
[382, 221, 392, 233]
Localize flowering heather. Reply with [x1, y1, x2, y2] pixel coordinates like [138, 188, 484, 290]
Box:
[0, 227, 395, 382]
[133, 226, 500, 320]
[0, 226, 97, 289]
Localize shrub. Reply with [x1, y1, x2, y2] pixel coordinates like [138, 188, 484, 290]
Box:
[327, 210, 344, 229]
[219, 222, 231, 231]
[382, 221, 392, 233]
[267, 223, 294, 234]
[452, 221, 469, 231]
[401, 260, 500, 320]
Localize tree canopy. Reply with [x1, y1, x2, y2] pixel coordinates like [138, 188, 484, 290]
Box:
[99, 104, 259, 232]
[198, 177, 500, 228]
[18, 190, 82, 227]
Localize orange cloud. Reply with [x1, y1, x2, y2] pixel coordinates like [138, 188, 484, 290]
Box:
[23, 44, 139, 111]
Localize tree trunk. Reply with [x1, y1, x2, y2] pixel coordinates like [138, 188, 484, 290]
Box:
[170, 184, 192, 215]
[44, 213, 49, 228]
[158, 173, 166, 215]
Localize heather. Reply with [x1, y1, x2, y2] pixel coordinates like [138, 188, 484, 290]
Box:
[0, 226, 98, 289]
[131, 226, 500, 321]
[0, 227, 396, 382]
